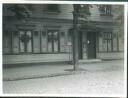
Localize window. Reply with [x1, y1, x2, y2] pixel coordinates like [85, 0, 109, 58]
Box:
[99, 5, 112, 15]
[104, 32, 112, 40]
[47, 30, 59, 52]
[103, 32, 112, 52]
[3, 29, 69, 54]
[98, 32, 114, 52]
[3, 31, 19, 54]
[13, 31, 19, 53]
[33, 31, 40, 53]
[41, 31, 47, 52]
[3, 31, 12, 54]
[79, 4, 91, 16]
[19, 31, 32, 53]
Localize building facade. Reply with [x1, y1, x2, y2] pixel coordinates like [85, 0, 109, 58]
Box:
[3, 4, 124, 65]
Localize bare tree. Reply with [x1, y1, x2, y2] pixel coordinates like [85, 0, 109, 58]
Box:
[7, 4, 30, 20]
[72, 4, 92, 70]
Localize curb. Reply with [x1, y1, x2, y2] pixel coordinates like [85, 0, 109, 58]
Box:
[3, 61, 71, 68]
[3, 69, 86, 81]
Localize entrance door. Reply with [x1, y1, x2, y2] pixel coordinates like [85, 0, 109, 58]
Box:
[87, 32, 96, 59]
[47, 30, 59, 53]
[19, 31, 32, 53]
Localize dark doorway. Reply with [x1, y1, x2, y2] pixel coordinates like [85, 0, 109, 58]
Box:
[78, 31, 83, 59]
[87, 32, 96, 59]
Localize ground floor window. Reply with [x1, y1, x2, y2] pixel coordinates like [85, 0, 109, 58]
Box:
[3, 31, 12, 54]
[103, 32, 112, 52]
[47, 30, 59, 53]
[99, 32, 112, 52]
[19, 31, 32, 53]
[98, 31, 123, 52]
[3, 30, 70, 54]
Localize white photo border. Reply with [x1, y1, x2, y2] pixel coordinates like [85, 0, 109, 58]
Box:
[0, 1, 127, 97]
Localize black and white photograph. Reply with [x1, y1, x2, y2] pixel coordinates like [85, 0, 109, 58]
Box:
[0, 0, 127, 97]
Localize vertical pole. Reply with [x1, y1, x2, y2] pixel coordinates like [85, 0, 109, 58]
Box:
[72, 5, 80, 70]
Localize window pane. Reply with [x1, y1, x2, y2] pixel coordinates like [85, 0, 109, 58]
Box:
[20, 31, 25, 52]
[113, 32, 117, 51]
[53, 31, 58, 52]
[47, 30, 59, 53]
[47, 32, 53, 52]
[41, 31, 47, 52]
[13, 31, 19, 53]
[60, 32, 66, 52]
[99, 38, 102, 52]
[108, 40, 112, 52]
[99, 5, 112, 15]
[33, 31, 40, 53]
[19, 31, 32, 53]
[26, 31, 32, 53]
[119, 35, 124, 51]
[3, 31, 12, 54]
[102, 40, 107, 51]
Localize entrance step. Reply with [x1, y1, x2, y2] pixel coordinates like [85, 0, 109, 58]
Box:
[78, 59, 102, 64]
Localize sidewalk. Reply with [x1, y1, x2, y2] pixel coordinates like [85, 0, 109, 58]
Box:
[3, 59, 123, 81]
[3, 60, 125, 95]
[3, 63, 73, 81]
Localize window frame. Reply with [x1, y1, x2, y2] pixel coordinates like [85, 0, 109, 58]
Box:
[99, 5, 112, 16]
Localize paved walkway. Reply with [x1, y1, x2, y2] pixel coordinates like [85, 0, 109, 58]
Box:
[3, 60, 123, 81]
[3, 59, 101, 81]
[3, 63, 73, 81]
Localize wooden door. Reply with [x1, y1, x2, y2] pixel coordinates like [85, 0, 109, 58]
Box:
[87, 32, 96, 59]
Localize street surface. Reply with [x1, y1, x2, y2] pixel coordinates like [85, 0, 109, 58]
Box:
[3, 60, 126, 96]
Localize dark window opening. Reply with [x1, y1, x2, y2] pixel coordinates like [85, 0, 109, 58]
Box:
[99, 5, 112, 16]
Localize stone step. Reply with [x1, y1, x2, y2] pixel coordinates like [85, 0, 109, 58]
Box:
[79, 59, 102, 64]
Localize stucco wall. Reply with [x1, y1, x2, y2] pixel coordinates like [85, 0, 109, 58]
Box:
[3, 4, 73, 20]
[97, 52, 124, 60]
[3, 53, 71, 65]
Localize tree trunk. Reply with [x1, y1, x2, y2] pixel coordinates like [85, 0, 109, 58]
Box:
[72, 5, 80, 70]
